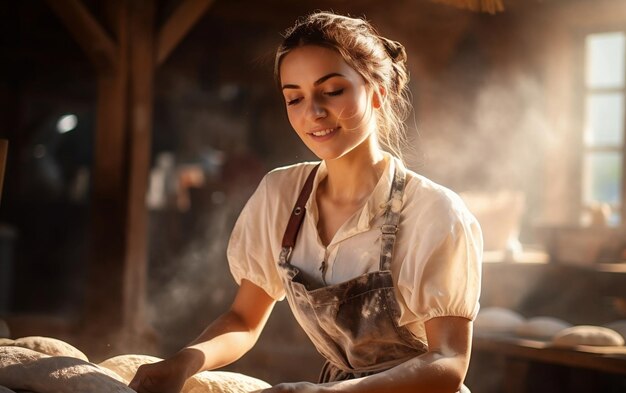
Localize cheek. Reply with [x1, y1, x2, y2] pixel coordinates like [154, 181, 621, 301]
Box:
[337, 94, 368, 121]
[286, 108, 304, 131]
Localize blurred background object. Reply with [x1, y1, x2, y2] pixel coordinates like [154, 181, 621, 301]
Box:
[461, 190, 526, 261]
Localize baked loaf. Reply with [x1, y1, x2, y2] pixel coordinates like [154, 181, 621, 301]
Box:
[0, 336, 88, 361]
[515, 316, 572, 340]
[0, 346, 131, 392]
[552, 325, 625, 347]
[474, 307, 525, 334]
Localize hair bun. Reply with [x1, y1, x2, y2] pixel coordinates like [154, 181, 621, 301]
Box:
[381, 37, 407, 63]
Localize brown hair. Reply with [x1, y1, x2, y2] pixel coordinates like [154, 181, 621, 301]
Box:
[275, 11, 411, 159]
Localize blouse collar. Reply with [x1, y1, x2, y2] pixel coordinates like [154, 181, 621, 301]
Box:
[305, 152, 400, 239]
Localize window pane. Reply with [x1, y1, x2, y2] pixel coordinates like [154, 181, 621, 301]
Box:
[584, 93, 625, 146]
[586, 32, 625, 89]
[583, 152, 622, 205]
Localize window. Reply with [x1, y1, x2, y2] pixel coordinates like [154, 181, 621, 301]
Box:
[582, 31, 625, 225]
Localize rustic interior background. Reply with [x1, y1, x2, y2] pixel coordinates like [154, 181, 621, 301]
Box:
[0, 0, 625, 391]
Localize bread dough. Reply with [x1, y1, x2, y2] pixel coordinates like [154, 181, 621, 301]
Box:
[603, 320, 626, 341]
[552, 325, 625, 347]
[515, 317, 572, 340]
[98, 353, 271, 392]
[183, 371, 272, 393]
[0, 336, 88, 361]
[0, 346, 131, 392]
[474, 307, 525, 334]
[99, 354, 163, 383]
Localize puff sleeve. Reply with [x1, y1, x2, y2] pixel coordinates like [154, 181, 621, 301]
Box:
[397, 191, 483, 326]
[227, 175, 286, 301]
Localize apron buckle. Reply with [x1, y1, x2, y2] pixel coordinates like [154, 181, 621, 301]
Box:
[381, 224, 398, 234]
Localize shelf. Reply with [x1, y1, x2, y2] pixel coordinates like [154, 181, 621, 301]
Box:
[473, 334, 626, 375]
[482, 256, 626, 275]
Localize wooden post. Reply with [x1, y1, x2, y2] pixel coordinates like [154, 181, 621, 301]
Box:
[44, 0, 137, 354]
[83, 0, 131, 352]
[45, 0, 213, 356]
[124, 0, 156, 336]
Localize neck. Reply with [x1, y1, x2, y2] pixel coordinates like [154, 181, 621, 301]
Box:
[321, 136, 387, 205]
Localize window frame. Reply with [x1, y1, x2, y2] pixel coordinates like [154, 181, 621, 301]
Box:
[575, 28, 626, 227]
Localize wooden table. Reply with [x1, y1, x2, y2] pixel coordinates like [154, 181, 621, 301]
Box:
[474, 334, 626, 374]
[469, 334, 626, 393]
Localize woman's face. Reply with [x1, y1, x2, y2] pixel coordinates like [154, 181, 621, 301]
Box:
[279, 45, 379, 161]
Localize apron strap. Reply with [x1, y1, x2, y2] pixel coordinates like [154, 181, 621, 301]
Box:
[379, 162, 407, 271]
[280, 164, 320, 263]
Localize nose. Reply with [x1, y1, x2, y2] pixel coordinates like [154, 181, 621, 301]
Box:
[308, 98, 327, 120]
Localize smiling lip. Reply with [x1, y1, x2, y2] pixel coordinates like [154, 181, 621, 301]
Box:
[308, 127, 339, 139]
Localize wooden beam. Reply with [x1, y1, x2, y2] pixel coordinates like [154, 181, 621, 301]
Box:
[44, 0, 118, 73]
[156, 0, 214, 66]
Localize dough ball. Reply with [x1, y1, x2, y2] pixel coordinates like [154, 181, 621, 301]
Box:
[0, 338, 14, 346]
[603, 320, 626, 341]
[474, 307, 525, 334]
[97, 354, 271, 392]
[183, 371, 272, 393]
[99, 354, 163, 384]
[0, 346, 130, 392]
[0, 344, 46, 362]
[552, 325, 625, 347]
[0, 319, 9, 338]
[515, 317, 572, 340]
[0, 336, 88, 361]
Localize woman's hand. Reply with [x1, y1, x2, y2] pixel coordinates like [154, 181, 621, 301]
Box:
[128, 280, 276, 393]
[128, 357, 189, 393]
[253, 382, 321, 393]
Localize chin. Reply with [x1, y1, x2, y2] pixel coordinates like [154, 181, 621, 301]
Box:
[309, 149, 351, 162]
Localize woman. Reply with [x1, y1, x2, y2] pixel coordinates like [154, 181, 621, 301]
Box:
[130, 11, 482, 393]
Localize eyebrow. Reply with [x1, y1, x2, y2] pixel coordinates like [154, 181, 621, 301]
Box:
[281, 72, 345, 90]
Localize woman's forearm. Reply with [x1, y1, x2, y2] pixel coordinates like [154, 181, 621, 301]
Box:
[320, 351, 466, 393]
[174, 279, 276, 379]
[175, 310, 258, 377]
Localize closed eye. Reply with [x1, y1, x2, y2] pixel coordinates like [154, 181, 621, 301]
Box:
[325, 89, 344, 97]
[286, 97, 302, 106]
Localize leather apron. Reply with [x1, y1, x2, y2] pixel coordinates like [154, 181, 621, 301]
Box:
[277, 163, 428, 383]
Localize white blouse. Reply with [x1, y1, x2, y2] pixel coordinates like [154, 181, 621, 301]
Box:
[227, 154, 483, 342]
